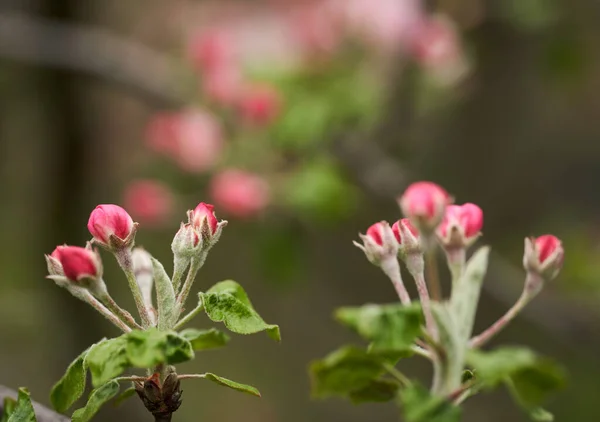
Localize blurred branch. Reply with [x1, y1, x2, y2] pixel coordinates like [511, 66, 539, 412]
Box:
[0, 12, 186, 108]
[0, 385, 69, 422]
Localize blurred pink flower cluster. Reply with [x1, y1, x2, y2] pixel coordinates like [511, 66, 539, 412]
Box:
[130, 0, 468, 225]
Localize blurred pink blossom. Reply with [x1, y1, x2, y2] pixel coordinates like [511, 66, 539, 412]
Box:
[209, 169, 270, 218]
[201, 65, 243, 106]
[188, 28, 237, 73]
[172, 109, 224, 173]
[237, 83, 282, 126]
[123, 180, 174, 226]
[144, 112, 179, 155]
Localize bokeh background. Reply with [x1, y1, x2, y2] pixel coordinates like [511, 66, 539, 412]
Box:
[1, 0, 600, 421]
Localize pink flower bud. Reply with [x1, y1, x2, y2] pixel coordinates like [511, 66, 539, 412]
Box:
[209, 169, 271, 218]
[123, 180, 174, 227]
[392, 218, 421, 255]
[46, 247, 64, 276]
[202, 66, 243, 106]
[144, 112, 179, 155]
[398, 181, 450, 232]
[237, 84, 282, 126]
[188, 29, 236, 73]
[172, 223, 202, 259]
[50, 246, 101, 282]
[88, 204, 136, 249]
[436, 203, 483, 248]
[354, 221, 398, 265]
[523, 235, 564, 281]
[190, 202, 218, 234]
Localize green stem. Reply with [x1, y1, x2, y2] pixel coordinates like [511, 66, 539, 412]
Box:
[177, 374, 207, 380]
[446, 247, 466, 291]
[425, 244, 442, 301]
[68, 287, 132, 333]
[171, 263, 187, 295]
[116, 249, 152, 328]
[176, 253, 207, 310]
[383, 364, 411, 387]
[101, 294, 143, 330]
[174, 300, 204, 330]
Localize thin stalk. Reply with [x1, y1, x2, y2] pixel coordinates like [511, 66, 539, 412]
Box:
[411, 345, 433, 360]
[380, 257, 411, 305]
[101, 294, 143, 330]
[114, 376, 148, 383]
[176, 253, 207, 309]
[425, 246, 442, 301]
[70, 288, 132, 333]
[174, 300, 204, 330]
[115, 249, 152, 328]
[177, 374, 206, 380]
[469, 292, 529, 348]
[383, 363, 411, 387]
[446, 247, 466, 290]
[412, 271, 438, 340]
[171, 262, 187, 295]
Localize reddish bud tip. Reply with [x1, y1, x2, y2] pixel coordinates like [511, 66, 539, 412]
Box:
[366, 222, 385, 246]
[392, 218, 419, 244]
[398, 181, 450, 231]
[87, 204, 135, 245]
[524, 234, 564, 281]
[190, 202, 218, 235]
[354, 221, 398, 265]
[535, 235, 562, 265]
[437, 202, 483, 248]
[51, 246, 101, 282]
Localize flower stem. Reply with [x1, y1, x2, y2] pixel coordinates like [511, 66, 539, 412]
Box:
[115, 249, 153, 328]
[101, 294, 143, 330]
[69, 287, 132, 332]
[412, 271, 438, 340]
[177, 374, 207, 380]
[425, 246, 442, 301]
[446, 247, 466, 290]
[469, 292, 529, 348]
[174, 300, 204, 330]
[176, 253, 207, 310]
[380, 257, 411, 305]
[383, 363, 411, 387]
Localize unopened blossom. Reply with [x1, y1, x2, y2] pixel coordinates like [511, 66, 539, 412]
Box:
[398, 181, 450, 232]
[354, 221, 399, 265]
[523, 235, 564, 281]
[172, 110, 224, 173]
[189, 202, 219, 236]
[50, 246, 102, 282]
[88, 204, 136, 249]
[392, 218, 421, 255]
[437, 203, 483, 248]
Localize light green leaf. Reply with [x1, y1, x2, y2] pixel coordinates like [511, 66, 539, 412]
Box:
[1, 397, 17, 422]
[200, 280, 280, 341]
[112, 387, 136, 408]
[529, 407, 554, 421]
[201, 373, 261, 397]
[335, 303, 423, 352]
[50, 347, 90, 412]
[400, 383, 461, 422]
[125, 328, 194, 368]
[467, 347, 565, 408]
[431, 303, 463, 394]
[71, 381, 119, 422]
[5, 389, 35, 422]
[151, 257, 177, 331]
[85, 337, 129, 388]
[348, 379, 400, 404]
[309, 346, 388, 398]
[179, 328, 230, 351]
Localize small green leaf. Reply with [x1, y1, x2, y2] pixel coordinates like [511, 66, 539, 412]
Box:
[6, 388, 36, 422]
[202, 373, 261, 397]
[529, 407, 554, 421]
[309, 346, 388, 398]
[72, 381, 119, 422]
[467, 347, 565, 408]
[112, 387, 136, 408]
[335, 303, 423, 352]
[50, 348, 90, 412]
[1, 397, 17, 422]
[125, 328, 194, 368]
[85, 337, 129, 388]
[179, 328, 230, 351]
[348, 379, 400, 404]
[400, 384, 461, 422]
[200, 280, 280, 341]
[151, 257, 177, 331]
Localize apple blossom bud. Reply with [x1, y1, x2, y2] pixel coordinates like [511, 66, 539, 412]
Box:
[392, 218, 421, 256]
[49, 246, 102, 282]
[354, 221, 398, 265]
[87, 204, 137, 250]
[398, 181, 450, 233]
[436, 203, 483, 249]
[172, 223, 201, 258]
[523, 235, 564, 282]
[45, 247, 64, 276]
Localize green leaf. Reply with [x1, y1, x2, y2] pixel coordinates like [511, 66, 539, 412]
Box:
[200, 280, 281, 341]
[50, 347, 90, 412]
[151, 257, 177, 331]
[348, 379, 400, 404]
[529, 407, 554, 421]
[179, 328, 230, 351]
[85, 337, 129, 388]
[5, 389, 35, 422]
[125, 328, 194, 368]
[112, 387, 136, 408]
[400, 384, 461, 422]
[335, 303, 423, 352]
[1, 397, 17, 422]
[467, 347, 565, 408]
[71, 381, 119, 422]
[309, 346, 388, 398]
[201, 374, 261, 397]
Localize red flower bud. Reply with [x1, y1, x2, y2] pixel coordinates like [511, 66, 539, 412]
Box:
[190, 202, 218, 235]
[354, 221, 398, 265]
[436, 203, 483, 248]
[398, 181, 450, 231]
[392, 218, 421, 255]
[524, 235, 564, 281]
[51, 246, 101, 282]
[88, 204, 136, 248]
